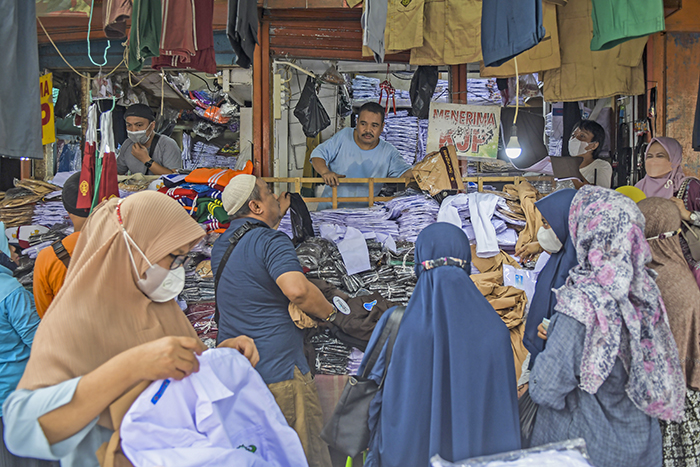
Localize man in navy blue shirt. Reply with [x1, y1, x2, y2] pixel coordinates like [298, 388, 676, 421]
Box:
[213, 174, 335, 467]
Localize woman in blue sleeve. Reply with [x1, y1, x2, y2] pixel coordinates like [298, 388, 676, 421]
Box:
[2, 192, 257, 467]
[0, 222, 58, 467]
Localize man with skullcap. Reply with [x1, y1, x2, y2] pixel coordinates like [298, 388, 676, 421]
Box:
[212, 175, 334, 467]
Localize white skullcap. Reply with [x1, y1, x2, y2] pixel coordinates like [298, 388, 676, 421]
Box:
[222, 174, 257, 216]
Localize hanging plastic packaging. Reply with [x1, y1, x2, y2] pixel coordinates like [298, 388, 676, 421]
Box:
[294, 76, 331, 138]
[410, 66, 439, 120]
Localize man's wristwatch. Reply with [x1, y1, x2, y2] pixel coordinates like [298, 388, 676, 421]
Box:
[326, 305, 338, 322]
[144, 159, 154, 170]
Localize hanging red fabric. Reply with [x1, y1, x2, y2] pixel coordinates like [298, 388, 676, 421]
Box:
[76, 105, 99, 210]
[97, 109, 120, 205]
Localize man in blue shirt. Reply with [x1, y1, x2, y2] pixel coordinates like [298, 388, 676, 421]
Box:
[212, 174, 335, 467]
[311, 102, 413, 209]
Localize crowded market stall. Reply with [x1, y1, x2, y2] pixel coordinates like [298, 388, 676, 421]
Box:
[1, 0, 699, 466]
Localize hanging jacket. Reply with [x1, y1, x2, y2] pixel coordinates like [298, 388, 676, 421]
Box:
[541, 0, 647, 102]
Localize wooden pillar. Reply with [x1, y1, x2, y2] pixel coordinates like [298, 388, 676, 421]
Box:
[253, 13, 272, 177]
[450, 64, 468, 175]
[450, 64, 468, 104]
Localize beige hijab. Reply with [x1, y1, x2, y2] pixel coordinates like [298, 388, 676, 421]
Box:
[638, 197, 700, 391]
[18, 191, 205, 399]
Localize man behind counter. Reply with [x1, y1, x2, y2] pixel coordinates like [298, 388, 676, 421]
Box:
[310, 102, 413, 209]
[117, 104, 182, 176]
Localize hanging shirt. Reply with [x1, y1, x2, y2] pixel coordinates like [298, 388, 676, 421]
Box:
[127, 0, 162, 72]
[590, 0, 664, 51]
[211, 218, 308, 385]
[481, 0, 544, 68]
[117, 134, 182, 175]
[480, 1, 560, 77]
[120, 349, 307, 467]
[310, 128, 411, 210]
[409, 0, 483, 66]
[541, 0, 647, 102]
[579, 158, 613, 188]
[33, 232, 80, 318]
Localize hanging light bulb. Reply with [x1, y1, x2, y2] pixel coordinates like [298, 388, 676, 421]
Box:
[506, 57, 522, 159]
[506, 125, 522, 159]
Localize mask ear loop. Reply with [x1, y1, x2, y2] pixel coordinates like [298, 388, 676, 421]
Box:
[116, 200, 154, 280]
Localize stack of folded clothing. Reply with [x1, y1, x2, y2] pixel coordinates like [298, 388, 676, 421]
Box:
[32, 201, 69, 227]
[467, 78, 502, 105]
[383, 192, 439, 242]
[381, 110, 420, 165]
[157, 163, 253, 232]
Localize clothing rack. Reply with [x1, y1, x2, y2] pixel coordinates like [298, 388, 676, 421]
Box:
[261, 176, 554, 209]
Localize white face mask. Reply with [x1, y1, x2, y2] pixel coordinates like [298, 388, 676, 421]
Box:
[127, 124, 153, 145]
[537, 226, 563, 254]
[121, 228, 185, 303]
[568, 137, 590, 157]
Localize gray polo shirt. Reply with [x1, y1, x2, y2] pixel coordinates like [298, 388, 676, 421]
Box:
[117, 134, 182, 175]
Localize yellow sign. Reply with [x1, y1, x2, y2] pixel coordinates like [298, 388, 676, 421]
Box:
[40, 73, 56, 145]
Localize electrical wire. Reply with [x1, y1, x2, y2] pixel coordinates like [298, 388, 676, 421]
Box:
[514, 57, 520, 125]
[186, 71, 217, 93]
[87, 0, 111, 67]
[37, 17, 125, 80]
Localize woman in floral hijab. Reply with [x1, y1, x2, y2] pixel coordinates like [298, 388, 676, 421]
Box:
[529, 185, 685, 467]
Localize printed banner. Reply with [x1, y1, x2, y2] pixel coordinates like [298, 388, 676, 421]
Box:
[40, 73, 56, 145]
[426, 103, 501, 159]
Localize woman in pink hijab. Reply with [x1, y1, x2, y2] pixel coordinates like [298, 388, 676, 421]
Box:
[636, 136, 700, 287]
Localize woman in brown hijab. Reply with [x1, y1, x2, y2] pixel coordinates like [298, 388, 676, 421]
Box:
[638, 197, 700, 465]
[2, 191, 257, 466]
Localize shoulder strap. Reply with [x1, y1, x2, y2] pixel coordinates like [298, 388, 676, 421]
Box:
[214, 221, 268, 324]
[361, 306, 406, 380]
[51, 240, 71, 268]
[677, 178, 694, 201]
[148, 133, 161, 160]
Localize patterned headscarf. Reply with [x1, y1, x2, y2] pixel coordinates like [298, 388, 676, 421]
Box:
[555, 185, 686, 422]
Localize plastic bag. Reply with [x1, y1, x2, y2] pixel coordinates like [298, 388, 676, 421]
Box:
[431, 439, 592, 467]
[410, 66, 439, 120]
[518, 390, 538, 448]
[294, 76, 331, 138]
[288, 193, 315, 246]
[503, 265, 538, 303]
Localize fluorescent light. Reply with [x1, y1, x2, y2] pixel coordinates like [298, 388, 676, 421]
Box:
[505, 125, 522, 159]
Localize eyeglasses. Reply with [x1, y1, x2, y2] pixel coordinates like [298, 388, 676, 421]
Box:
[169, 254, 187, 270]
